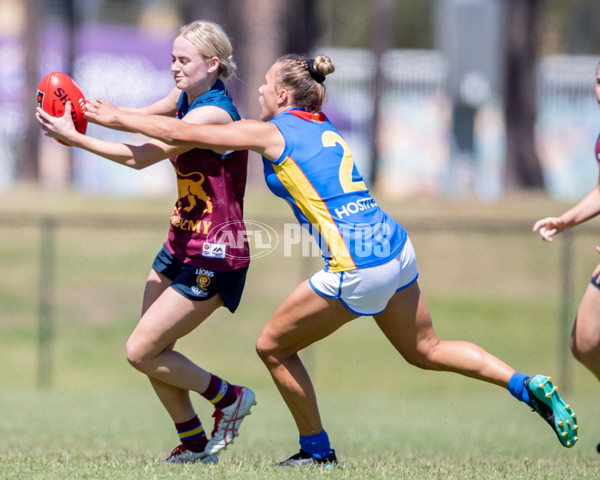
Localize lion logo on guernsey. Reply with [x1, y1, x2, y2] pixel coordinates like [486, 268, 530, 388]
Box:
[175, 170, 213, 214]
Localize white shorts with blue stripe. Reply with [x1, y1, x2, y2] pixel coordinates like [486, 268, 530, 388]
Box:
[309, 236, 419, 316]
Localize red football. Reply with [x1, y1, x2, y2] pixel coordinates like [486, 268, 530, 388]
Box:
[36, 71, 87, 144]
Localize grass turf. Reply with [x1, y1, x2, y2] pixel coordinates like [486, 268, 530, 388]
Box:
[1, 187, 600, 478]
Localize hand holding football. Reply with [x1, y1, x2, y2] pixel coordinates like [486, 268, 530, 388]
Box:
[36, 71, 87, 145]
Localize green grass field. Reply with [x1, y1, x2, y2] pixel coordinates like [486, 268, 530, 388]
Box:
[1, 186, 600, 479]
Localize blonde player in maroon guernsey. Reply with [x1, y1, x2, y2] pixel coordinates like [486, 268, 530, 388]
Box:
[36, 21, 255, 464]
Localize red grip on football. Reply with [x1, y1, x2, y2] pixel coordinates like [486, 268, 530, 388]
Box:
[36, 71, 87, 145]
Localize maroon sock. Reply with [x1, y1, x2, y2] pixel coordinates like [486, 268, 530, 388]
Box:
[201, 374, 237, 409]
[175, 415, 208, 453]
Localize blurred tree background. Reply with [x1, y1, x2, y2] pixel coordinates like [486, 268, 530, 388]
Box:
[3, 0, 600, 399]
[6, 0, 600, 195]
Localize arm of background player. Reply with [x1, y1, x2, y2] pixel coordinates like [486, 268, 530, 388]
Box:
[533, 173, 600, 241]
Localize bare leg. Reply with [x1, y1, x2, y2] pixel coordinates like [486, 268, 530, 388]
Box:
[138, 270, 193, 422]
[373, 281, 515, 387]
[570, 283, 600, 381]
[130, 268, 223, 423]
[256, 280, 357, 435]
[374, 281, 579, 448]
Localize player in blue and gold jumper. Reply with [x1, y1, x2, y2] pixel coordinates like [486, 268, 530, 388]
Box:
[78, 53, 578, 466]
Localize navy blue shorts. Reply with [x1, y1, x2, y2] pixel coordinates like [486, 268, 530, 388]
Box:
[152, 245, 248, 313]
[591, 274, 600, 291]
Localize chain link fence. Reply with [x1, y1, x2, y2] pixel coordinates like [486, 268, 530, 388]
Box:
[1, 211, 598, 392]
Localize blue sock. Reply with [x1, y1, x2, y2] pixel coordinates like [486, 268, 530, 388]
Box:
[299, 430, 331, 459]
[508, 372, 531, 406]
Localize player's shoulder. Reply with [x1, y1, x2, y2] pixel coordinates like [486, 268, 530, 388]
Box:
[181, 105, 234, 126]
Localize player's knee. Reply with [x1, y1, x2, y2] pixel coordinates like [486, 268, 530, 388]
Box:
[570, 321, 593, 364]
[403, 340, 441, 371]
[570, 336, 593, 366]
[255, 332, 284, 368]
[255, 334, 272, 361]
[125, 336, 149, 371]
[569, 334, 579, 359]
[404, 352, 435, 370]
[571, 347, 600, 381]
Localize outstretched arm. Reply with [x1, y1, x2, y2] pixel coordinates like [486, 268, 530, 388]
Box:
[36, 101, 186, 170]
[91, 87, 181, 134]
[533, 174, 600, 241]
[85, 99, 285, 160]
